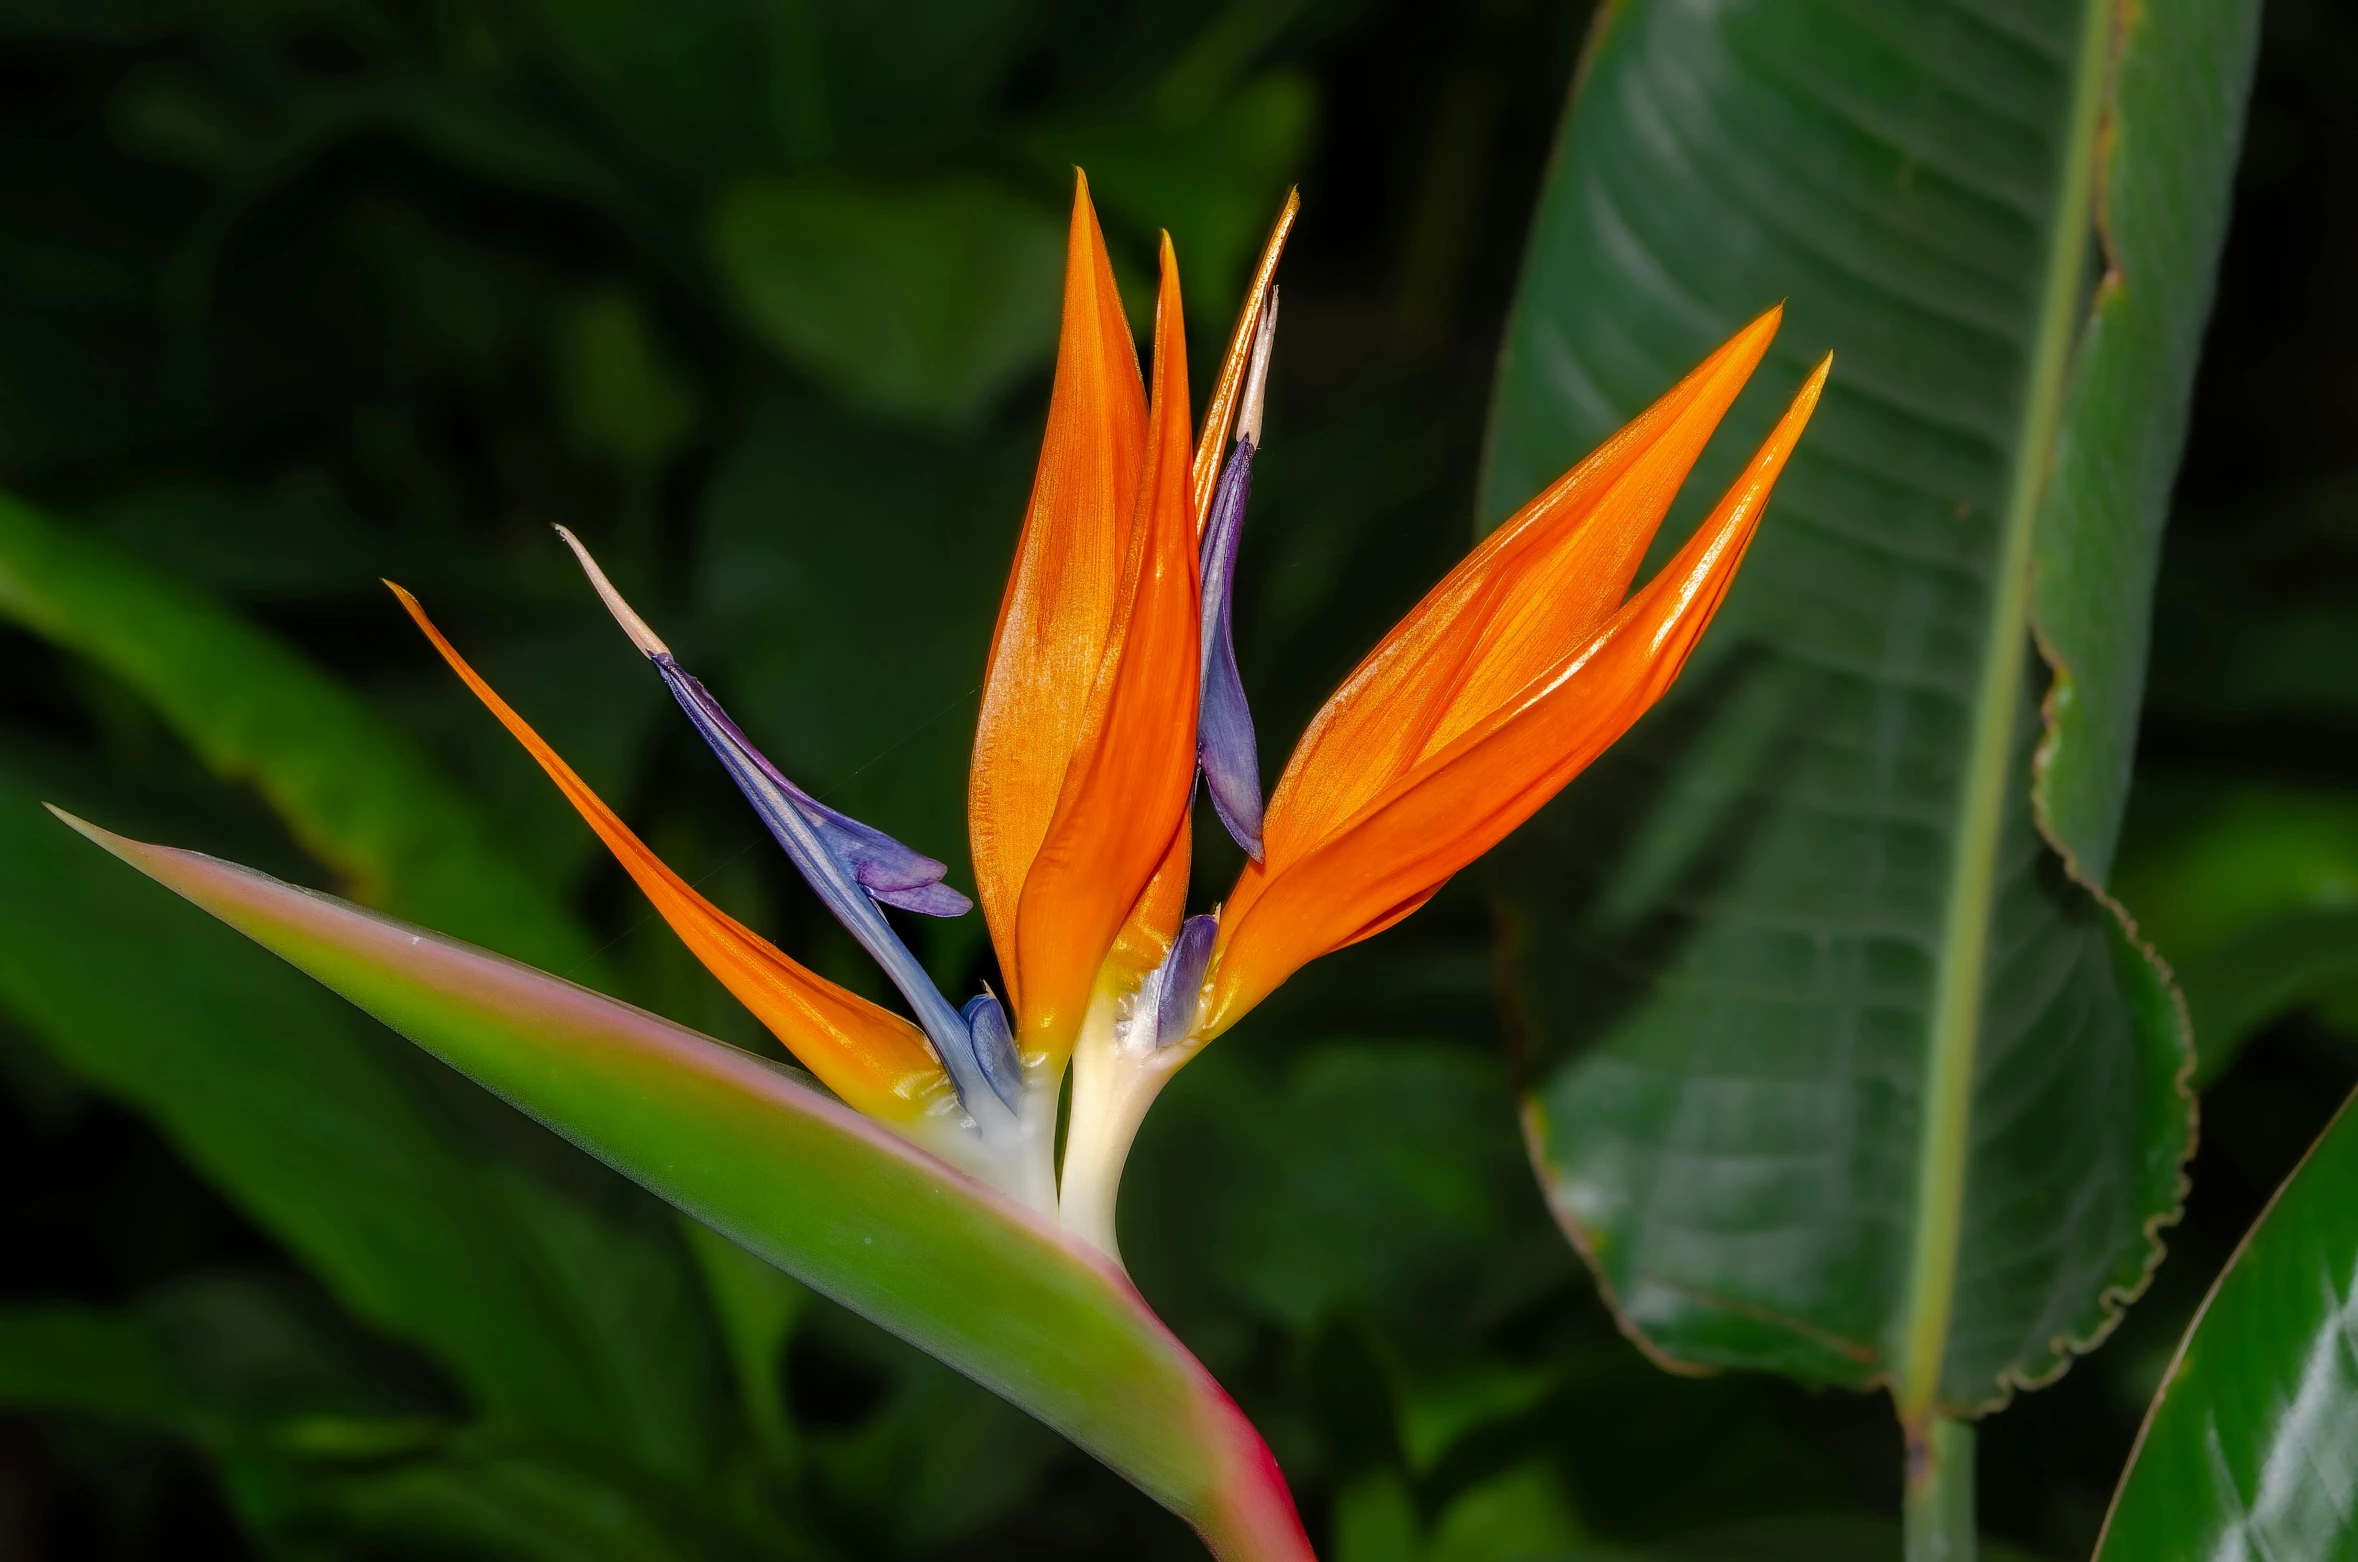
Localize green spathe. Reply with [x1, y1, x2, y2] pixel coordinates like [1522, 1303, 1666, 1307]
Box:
[53, 809, 1312, 1562]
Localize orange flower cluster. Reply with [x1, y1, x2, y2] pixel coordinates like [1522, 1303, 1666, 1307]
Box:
[394, 172, 1826, 1239]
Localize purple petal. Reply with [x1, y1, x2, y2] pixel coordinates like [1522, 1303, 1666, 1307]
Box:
[790, 788, 973, 915]
[555, 526, 998, 1121]
[662, 662, 969, 917]
[879, 879, 979, 919]
[961, 991, 1023, 1113]
[1155, 914, 1218, 1046]
[1197, 440, 1265, 861]
[654, 657, 1000, 1118]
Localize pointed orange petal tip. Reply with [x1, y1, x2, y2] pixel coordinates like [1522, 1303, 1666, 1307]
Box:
[385, 583, 951, 1127]
[969, 168, 1147, 1017]
[1246, 307, 1789, 874]
[1197, 328, 1829, 1038]
[1192, 188, 1300, 526]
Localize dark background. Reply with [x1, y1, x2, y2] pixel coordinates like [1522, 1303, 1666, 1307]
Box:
[1, 0, 2351, 1557]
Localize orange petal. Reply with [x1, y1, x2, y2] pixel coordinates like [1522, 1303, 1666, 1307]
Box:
[1007, 234, 1201, 1065]
[389, 584, 953, 1125]
[1190, 189, 1299, 533]
[969, 171, 1147, 1018]
[1203, 355, 1830, 1036]
[1260, 308, 1783, 866]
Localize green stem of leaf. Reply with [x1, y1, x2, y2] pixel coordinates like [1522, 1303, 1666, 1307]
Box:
[1895, 0, 2115, 1418]
[1904, 1416, 1978, 1562]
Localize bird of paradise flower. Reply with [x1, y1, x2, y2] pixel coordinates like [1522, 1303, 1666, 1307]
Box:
[56, 173, 1826, 1560]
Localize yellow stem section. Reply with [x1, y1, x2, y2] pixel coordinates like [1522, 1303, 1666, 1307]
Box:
[1895, 0, 2115, 1419]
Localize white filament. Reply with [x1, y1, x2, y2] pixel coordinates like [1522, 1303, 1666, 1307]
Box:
[554, 525, 670, 658]
[1237, 286, 1279, 449]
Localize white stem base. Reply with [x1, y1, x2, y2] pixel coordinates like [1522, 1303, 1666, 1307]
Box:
[1058, 981, 1198, 1260]
[910, 1074, 1061, 1217]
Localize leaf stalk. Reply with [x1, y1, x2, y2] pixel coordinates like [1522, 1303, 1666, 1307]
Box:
[1903, 1416, 1977, 1562]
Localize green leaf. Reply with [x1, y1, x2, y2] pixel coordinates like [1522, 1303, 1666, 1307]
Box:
[83, 476, 379, 605]
[297, 1434, 799, 1562]
[1424, 1461, 1588, 1562]
[1331, 1463, 1609, 1562]
[799, 0, 1045, 156]
[2024, 0, 2265, 884]
[1332, 1471, 1422, 1562]
[0, 1275, 407, 1451]
[533, 0, 1040, 179]
[0, 772, 721, 1470]
[711, 178, 1062, 424]
[798, 1307, 1065, 1553]
[2174, 909, 2358, 1085]
[1133, 1040, 1538, 1338]
[1481, 0, 2256, 1418]
[314, 82, 654, 229]
[2116, 784, 2358, 962]
[682, 1218, 807, 1462]
[553, 287, 701, 475]
[0, 1275, 450, 1554]
[0, 1277, 773, 1562]
[155, 81, 658, 312]
[533, 0, 803, 181]
[56, 812, 1317, 1562]
[0, 491, 598, 977]
[1652, 1515, 2044, 1562]
[2114, 781, 2358, 1082]
[2095, 1087, 2358, 1560]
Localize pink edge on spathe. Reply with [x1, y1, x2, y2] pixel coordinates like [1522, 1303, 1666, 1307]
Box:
[44, 804, 1317, 1562]
[1201, 1383, 1315, 1560]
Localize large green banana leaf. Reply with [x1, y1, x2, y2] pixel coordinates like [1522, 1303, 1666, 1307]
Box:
[1480, 0, 2255, 1431]
[2096, 1087, 2358, 1559]
[54, 811, 1314, 1562]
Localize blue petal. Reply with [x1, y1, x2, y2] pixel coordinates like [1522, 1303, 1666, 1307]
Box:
[662, 667, 969, 916]
[654, 658, 1000, 1116]
[781, 771, 971, 915]
[1155, 914, 1218, 1046]
[873, 879, 978, 918]
[1198, 440, 1265, 860]
[961, 991, 1024, 1114]
[554, 524, 998, 1117]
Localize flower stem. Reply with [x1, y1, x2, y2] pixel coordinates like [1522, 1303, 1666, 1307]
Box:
[1058, 988, 1192, 1258]
[1904, 1416, 1976, 1562]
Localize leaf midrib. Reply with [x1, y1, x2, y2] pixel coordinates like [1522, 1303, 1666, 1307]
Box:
[1894, 0, 2115, 1423]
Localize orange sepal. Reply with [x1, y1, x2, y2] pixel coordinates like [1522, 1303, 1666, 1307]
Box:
[1202, 354, 1831, 1036]
[1006, 234, 1201, 1065]
[388, 584, 954, 1125]
[969, 171, 1148, 1017]
[1260, 308, 1784, 865]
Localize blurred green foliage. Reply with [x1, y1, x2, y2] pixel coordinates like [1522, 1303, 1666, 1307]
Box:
[0, 1, 2351, 1560]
